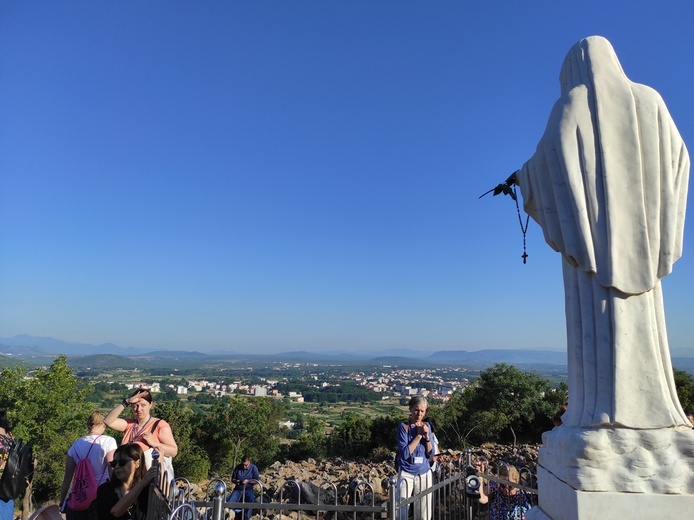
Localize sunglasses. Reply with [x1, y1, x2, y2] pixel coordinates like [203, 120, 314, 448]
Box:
[109, 459, 133, 468]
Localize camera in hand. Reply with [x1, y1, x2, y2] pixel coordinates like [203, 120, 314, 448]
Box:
[465, 466, 481, 498]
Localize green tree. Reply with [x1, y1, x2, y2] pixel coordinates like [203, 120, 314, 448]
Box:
[194, 392, 216, 405]
[674, 368, 694, 413]
[202, 396, 282, 475]
[440, 363, 556, 447]
[83, 381, 111, 403]
[0, 355, 92, 505]
[543, 382, 569, 411]
[281, 417, 327, 461]
[158, 386, 180, 402]
[328, 412, 371, 458]
[154, 400, 210, 482]
[369, 414, 401, 451]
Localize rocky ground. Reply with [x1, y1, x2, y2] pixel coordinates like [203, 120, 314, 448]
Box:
[188, 444, 540, 507]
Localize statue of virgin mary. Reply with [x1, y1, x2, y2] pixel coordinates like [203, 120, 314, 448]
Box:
[517, 36, 690, 429]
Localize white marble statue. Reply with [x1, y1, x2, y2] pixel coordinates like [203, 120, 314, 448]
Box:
[517, 35, 690, 430]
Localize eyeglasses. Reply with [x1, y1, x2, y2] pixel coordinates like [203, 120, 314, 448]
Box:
[109, 459, 133, 468]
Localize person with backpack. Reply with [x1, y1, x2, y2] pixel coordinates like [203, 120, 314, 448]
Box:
[59, 411, 117, 520]
[0, 410, 33, 515]
[395, 396, 434, 520]
[0, 410, 15, 520]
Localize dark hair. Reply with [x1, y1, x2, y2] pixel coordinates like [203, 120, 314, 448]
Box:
[0, 409, 11, 434]
[129, 388, 153, 404]
[112, 443, 147, 484]
[242, 455, 251, 463]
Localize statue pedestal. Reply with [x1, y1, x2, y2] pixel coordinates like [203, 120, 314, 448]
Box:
[528, 426, 694, 519]
[528, 466, 694, 520]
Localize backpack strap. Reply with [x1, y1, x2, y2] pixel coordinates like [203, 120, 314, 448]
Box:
[86, 435, 109, 486]
[146, 420, 166, 455]
[97, 464, 108, 485]
[96, 445, 110, 485]
[77, 434, 101, 462]
[86, 435, 101, 457]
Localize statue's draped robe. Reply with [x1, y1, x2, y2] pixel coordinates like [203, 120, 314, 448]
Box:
[517, 36, 690, 428]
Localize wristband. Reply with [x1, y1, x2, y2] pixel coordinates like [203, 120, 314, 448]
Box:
[121, 398, 130, 407]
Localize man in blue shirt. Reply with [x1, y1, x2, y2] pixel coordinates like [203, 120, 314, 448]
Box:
[227, 456, 260, 520]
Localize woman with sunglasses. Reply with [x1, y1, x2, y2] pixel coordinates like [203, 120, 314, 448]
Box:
[96, 443, 158, 520]
[104, 388, 177, 479]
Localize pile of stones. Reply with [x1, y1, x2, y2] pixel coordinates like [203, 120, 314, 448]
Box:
[188, 444, 540, 511]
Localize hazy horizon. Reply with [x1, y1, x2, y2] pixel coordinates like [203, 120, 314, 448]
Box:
[3, 333, 694, 361]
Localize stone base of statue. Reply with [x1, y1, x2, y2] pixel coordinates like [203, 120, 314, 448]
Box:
[527, 426, 694, 519]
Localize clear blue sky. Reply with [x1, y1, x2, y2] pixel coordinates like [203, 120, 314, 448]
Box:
[1, 1, 693, 355]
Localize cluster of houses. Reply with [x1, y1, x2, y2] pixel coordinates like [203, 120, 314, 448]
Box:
[123, 380, 276, 397]
[124, 364, 471, 402]
[352, 367, 470, 401]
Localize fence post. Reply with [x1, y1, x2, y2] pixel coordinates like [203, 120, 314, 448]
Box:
[211, 481, 227, 520]
[388, 476, 397, 520]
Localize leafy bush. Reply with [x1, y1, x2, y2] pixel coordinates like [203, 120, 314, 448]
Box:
[328, 412, 371, 457]
[200, 396, 282, 475]
[0, 356, 92, 502]
[674, 369, 694, 414]
[440, 363, 566, 447]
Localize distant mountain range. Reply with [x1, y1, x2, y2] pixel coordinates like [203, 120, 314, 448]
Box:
[428, 349, 566, 364]
[1, 334, 693, 371]
[0, 334, 146, 357]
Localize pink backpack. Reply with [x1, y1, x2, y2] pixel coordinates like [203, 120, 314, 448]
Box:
[67, 437, 101, 511]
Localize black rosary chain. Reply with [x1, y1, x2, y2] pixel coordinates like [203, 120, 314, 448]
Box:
[513, 185, 530, 264]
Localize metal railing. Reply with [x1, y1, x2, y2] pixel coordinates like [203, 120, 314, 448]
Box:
[147, 454, 537, 520]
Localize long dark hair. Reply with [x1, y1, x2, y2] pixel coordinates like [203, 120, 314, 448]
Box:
[0, 409, 11, 434]
[112, 443, 147, 484]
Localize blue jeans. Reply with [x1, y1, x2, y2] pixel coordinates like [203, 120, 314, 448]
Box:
[227, 487, 255, 520]
[0, 499, 14, 520]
